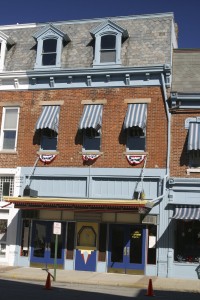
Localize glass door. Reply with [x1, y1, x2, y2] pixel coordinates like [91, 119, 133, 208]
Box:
[108, 224, 146, 274]
[30, 221, 66, 269]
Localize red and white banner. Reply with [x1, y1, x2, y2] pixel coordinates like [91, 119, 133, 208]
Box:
[82, 154, 100, 161]
[39, 154, 56, 164]
[126, 155, 146, 165]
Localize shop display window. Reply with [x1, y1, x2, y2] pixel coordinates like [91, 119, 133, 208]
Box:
[174, 220, 200, 263]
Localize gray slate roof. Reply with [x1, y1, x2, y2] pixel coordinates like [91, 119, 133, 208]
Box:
[1, 14, 174, 71]
[172, 49, 200, 93]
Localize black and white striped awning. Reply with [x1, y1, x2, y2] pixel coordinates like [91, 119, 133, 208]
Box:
[79, 105, 103, 131]
[35, 106, 60, 133]
[188, 122, 200, 151]
[173, 206, 200, 220]
[123, 103, 147, 130]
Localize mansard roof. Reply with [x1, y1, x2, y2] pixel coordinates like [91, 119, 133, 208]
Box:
[0, 13, 175, 72]
[172, 49, 200, 94]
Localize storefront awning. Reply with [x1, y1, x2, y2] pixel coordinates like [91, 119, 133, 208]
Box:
[123, 103, 147, 130]
[79, 105, 103, 131]
[35, 105, 60, 133]
[4, 196, 148, 212]
[173, 205, 200, 220]
[188, 122, 200, 151]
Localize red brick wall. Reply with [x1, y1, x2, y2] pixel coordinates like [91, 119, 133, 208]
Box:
[0, 86, 167, 169]
[170, 111, 200, 178]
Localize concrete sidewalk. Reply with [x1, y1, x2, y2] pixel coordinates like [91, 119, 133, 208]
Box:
[0, 266, 199, 293]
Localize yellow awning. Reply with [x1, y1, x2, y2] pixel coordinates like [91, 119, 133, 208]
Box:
[4, 196, 148, 211]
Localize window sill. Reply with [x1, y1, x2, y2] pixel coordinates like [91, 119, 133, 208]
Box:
[80, 151, 103, 156]
[0, 150, 18, 154]
[186, 168, 200, 175]
[124, 151, 148, 155]
[37, 151, 59, 155]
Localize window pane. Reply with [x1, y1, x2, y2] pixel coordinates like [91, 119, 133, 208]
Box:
[174, 220, 200, 263]
[43, 39, 57, 53]
[83, 135, 100, 151]
[100, 50, 116, 63]
[41, 134, 57, 150]
[42, 53, 56, 66]
[127, 136, 145, 151]
[3, 131, 16, 149]
[101, 35, 116, 49]
[4, 109, 18, 129]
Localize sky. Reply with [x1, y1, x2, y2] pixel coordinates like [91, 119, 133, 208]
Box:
[0, 0, 199, 48]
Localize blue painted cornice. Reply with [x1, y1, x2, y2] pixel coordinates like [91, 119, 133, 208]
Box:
[171, 92, 200, 109]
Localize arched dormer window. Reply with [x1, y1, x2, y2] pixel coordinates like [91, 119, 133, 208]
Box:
[90, 20, 128, 68]
[0, 31, 14, 72]
[33, 24, 70, 70]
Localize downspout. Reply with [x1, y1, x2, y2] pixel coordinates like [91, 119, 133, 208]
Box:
[145, 72, 170, 207]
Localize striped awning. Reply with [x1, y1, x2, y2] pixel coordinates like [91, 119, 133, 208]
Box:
[173, 206, 200, 220]
[35, 106, 60, 133]
[188, 122, 200, 151]
[79, 105, 103, 131]
[123, 104, 147, 130]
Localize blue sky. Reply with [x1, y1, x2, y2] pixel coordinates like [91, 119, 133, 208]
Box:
[1, 0, 199, 48]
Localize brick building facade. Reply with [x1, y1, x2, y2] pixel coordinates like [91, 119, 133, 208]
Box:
[0, 13, 180, 278]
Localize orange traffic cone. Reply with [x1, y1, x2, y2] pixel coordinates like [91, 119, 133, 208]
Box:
[45, 273, 51, 290]
[146, 278, 155, 296]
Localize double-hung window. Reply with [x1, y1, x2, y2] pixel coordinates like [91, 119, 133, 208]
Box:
[42, 38, 57, 66]
[100, 35, 116, 63]
[79, 104, 103, 152]
[90, 20, 128, 67]
[0, 107, 19, 151]
[33, 24, 70, 70]
[35, 105, 60, 152]
[124, 103, 147, 152]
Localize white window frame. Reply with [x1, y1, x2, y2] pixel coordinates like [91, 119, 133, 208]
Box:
[0, 32, 14, 72]
[0, 107, 20, 152]
[33, 24, 70, 70]
[90, 20, 128, 68]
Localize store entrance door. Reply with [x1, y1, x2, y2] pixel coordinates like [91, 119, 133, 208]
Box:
[108, 224, 146, 274]
[30, 221, 66, 269]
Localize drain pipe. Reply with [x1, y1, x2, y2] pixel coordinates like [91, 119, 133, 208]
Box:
[145, 72, 170, 207]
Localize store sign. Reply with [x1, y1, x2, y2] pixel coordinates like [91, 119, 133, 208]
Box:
[132, 231, 141, 239]
[53, 222, 61, 235]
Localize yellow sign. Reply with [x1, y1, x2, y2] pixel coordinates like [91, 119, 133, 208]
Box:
[132, 231, 141, 239]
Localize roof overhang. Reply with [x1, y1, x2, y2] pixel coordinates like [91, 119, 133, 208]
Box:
[4, 196, 148, 212]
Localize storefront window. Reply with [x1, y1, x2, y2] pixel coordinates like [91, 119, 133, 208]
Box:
[147, 225, 157, 264]
[0, 219, 7, 257]
[174, 220, 200, 263]
[20, 220, 31, 256]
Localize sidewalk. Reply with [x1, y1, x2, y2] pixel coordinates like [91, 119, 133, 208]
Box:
[0, 266, 199, 293]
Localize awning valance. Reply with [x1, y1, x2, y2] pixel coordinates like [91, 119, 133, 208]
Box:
[4, 196, 148, 211]
[188, 122, 200, 151]
[35, 105, 60, 133]
[173, 205, 200, 220]
[123, 103, 147, 130]
[79, 105, 103, 131]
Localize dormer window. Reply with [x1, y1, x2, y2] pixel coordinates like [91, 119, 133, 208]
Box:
[100, 35, 116, 63]
[42, 39, 57, 66]
[33, 24, 70, 70]
[90, 20, 128, 68]
[0, 31, 14, 72]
